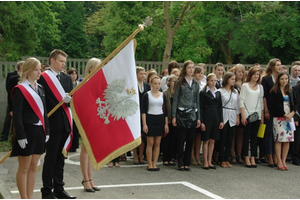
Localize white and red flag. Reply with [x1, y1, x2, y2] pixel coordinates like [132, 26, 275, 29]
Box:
[70, 40, 141, 170]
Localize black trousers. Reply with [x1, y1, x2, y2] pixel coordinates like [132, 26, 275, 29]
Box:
[219, 122, 236, 162]
[42, 127, 70, 195]
[242, 120, 260, 157]
[291, 125, 300, 164]
[162, 123, 177, 162]
[177, 126, 195, 167]
[0, 105, 11, 138]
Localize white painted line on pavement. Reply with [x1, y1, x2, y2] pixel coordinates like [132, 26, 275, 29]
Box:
[11, 181, 223, 199]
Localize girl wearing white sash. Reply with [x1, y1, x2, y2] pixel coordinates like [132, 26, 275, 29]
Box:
[11, 57, 49, 199]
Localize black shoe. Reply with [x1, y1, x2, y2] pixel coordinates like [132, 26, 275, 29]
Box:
[53, 191, 76, 199]
[209, 165, 216, 169]
[0, 136, 8, 141]
[92, 187, 101, 191]
[251, 164, 257, 168]
[42, 193, 57, 199]
[147, 167, 155, 171]
[268, 163, 275, 168]
[163, 162, 169, 166]
[245, 164, 252, 168]
[178, 167, 185, 171]
[184, 167, 190, 171]
[153, 167, 160, 171]
[203, 166, 210, 170]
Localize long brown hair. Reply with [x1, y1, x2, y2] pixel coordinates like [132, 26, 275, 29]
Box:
[264, 58, 281, 77]
[221, 72, 236, 93]
[246, 67, 261, 84]
[270, 72, 291, 94]
[174, 60, 194, 90]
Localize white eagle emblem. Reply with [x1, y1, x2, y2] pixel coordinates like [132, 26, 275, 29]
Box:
[96, 79, 138, 124]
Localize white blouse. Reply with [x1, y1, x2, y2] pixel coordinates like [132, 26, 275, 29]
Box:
[218, 88, 240, 127]
[147, 91, 164, 115]
[239, 83, 264, 119]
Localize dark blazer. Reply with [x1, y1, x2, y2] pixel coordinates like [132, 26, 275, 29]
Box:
[12, 85, 50, 140]
[38, 71, 73, 132]
[6, 70, 18, 93]
[138, 82, 151, 109]
[200, 89, 223, 123]
[270, 88, 296, 117]
[8, 74, 20, 112]
[261, 76, 274, 113]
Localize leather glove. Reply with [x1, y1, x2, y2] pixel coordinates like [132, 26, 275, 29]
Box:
[45, 135, 49, 143]
[18, 139, 28, 149]
[63, 93, 72, 103]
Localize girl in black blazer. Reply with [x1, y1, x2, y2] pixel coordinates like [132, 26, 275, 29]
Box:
[261, 58, 282, 167]
[269, 72, 296, 170]
[11, 58, 49, 199]
[200, 73, 224, 170]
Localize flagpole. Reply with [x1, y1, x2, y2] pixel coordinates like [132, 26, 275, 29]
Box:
[0, 17, 153, 165]
[47, 16, 153, 118]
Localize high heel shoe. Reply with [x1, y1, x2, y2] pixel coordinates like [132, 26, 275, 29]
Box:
[283, 166, 289, 171]
[89, 179, 101, 191]
[277, 166, 285, 171]
[81, 180, 95, 192]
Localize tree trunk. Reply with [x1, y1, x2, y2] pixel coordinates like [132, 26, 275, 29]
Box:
[162, 1, 172, 69]
[162, 1, 192, 70]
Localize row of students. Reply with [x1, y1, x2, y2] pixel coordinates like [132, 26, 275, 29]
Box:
[138, 58, 299, 172]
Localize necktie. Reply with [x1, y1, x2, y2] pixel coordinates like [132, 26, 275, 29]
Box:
[56, 73, 60, 81]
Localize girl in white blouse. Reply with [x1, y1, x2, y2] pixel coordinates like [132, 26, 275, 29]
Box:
[218, 72, 240, 168]
[240, 67, 264, 168]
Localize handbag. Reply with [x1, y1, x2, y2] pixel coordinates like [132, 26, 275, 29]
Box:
[244, 100, 259, 123]
[176, 108, 196, 129]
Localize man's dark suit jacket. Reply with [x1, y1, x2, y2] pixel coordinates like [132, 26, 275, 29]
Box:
[6, 70, 18, 93]
[8, 74, 20, 112]
[38, 71, 73, 132]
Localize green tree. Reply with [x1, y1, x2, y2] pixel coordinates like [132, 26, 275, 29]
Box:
[86, 1, 165, 61]
[57, 1, 89, 58]
[0, 2, 38, 60]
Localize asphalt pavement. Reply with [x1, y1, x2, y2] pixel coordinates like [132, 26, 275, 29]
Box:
[0, 147, 300, 199]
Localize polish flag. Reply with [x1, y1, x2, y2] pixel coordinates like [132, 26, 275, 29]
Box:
[70, 40, 141, 170]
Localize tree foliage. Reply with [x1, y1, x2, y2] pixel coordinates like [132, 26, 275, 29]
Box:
[1, 1, 300, 66]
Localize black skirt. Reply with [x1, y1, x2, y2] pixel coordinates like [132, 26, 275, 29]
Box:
[145, 114, 165, 137]
[11, 124, 46, 157]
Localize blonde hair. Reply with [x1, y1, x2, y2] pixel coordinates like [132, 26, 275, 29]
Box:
[203, 73, 216, 91]
[167, 74, 177, 87]
[136, 66, 145, 74]
[149, 75, 160, 83]
[19, 57, 41, 83]
[170, 68, 180, 75]
[84, 58, 101, 77]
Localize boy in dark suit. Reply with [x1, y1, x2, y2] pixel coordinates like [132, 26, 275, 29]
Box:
[38, 49, 76, 199]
